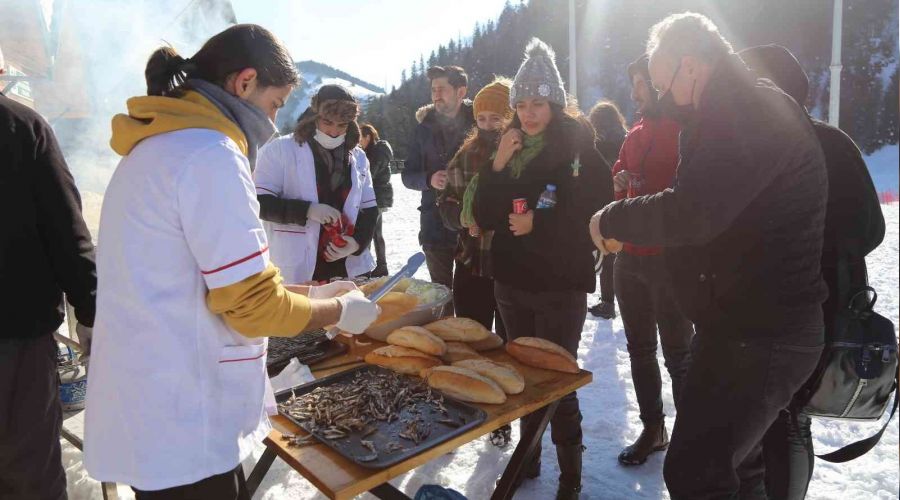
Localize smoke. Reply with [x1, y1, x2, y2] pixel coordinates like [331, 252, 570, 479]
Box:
[42, 0, 236, 236]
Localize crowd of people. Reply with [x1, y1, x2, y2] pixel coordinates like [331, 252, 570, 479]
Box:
[0, 9, 889, 500]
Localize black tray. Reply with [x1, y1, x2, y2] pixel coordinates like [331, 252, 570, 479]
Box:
[266, 330, 347, 375]
[275, 365, 487, 469]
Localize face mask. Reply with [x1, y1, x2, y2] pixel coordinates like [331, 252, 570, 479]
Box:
[477, 128, 500, 144]
[658, 61, 697, 124]
[314, 128, 346, 150]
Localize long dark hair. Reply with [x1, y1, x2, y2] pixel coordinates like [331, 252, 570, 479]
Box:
[144, 24, 299, 97]
[360, 123, 380, 153]
[588, 100, 627, 142]
[506, 98, 595, 153]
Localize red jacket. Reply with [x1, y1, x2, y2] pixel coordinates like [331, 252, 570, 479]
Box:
[611, 116, 681, 255]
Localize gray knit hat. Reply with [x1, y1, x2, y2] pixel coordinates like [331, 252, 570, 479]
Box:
[510, 38, 567, 108]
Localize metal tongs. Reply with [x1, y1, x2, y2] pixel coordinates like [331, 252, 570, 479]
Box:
[325, 252, 426, 340]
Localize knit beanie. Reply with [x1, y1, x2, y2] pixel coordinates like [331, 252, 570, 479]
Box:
[474, 77, 513, 119]
[510, 38, 567, 108]
[739, 45, 810, 107]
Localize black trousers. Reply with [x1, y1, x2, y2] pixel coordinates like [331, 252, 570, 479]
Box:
[598, 253, 616, 303]
[452, 265, 507, 340]
[0, 334, 66, 500]
[373, 212, 387, 267]
[762, 410, 814, 500]
[495, 282, 585, 448]
[615, 253, 693, 424]
[663, 330, 822, 500]
[425, 247, 455, 315]
[132, 464, 248, 500]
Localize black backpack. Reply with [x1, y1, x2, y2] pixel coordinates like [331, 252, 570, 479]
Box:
[792, 121, 897, 463]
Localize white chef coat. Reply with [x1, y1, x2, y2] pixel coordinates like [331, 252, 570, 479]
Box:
[84, 129, 274, 490]
[253, 136, 377, 283]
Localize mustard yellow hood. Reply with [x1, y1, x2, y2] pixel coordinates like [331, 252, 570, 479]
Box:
[110, 90, 248, 156]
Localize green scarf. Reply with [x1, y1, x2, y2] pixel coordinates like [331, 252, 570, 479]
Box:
[507, 132, 545, 179]
[461, 173, 479, 228]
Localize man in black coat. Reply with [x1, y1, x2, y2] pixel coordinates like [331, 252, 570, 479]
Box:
[402, 66, 474, 290]
[0, 52, 97, 499]
[590, 14, 828, 498]
[360, 123, 394, 276]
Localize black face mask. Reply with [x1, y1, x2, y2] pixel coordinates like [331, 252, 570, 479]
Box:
[658, 61, 696, 124]
[477, 128, 500, 145]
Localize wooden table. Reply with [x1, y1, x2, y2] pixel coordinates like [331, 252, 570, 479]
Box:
[246, 336, 593, 500]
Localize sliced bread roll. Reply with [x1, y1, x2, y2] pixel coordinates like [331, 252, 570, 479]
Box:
[441, 341, 482, 364]
[369, 292, 419, 327]
[453, 358, 525, 394]
[422, 366, 507, 404]
[364, 345, 442, 376]
[467, 332, 505, 351]
[424, 317, 491, 342]
[506, 337, 579, 374]
[386, 326, 447, 356]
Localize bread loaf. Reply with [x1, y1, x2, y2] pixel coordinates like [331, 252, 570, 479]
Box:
[386, 326, 447, 356]
[506, 337, 579, 374]
[424, 317, 491, 342]
[422, 366, 507, 404]
[369, 292, 419, 327]
[453, 359, 525, 394]
[441, 342, 482, 364]
[364, 345, 442, 376]
[467, 332, 505, 351]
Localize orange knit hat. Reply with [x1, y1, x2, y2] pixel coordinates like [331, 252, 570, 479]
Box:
[474, 77, 514, 119]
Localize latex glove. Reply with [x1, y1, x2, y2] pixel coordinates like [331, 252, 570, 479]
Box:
[307, 203, 342, 225]
[309, 280, 359, 299]
[430, 170, 448, 190]
[509, 210, 534, 236]
[335, 290, 380, 334]
[324, 236, 360, 262]
[75, 323, 93, 357]
[613, 171, 631, 193]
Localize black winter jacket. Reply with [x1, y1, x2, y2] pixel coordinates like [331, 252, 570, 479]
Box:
[475, 117, 613, 293]
[402, 102, 475, 249]
[366, 140, 394, 209]
[599, 55, 828, 338]
[0, 95, 97, 339]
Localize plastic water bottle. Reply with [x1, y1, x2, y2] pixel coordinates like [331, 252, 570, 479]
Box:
[536, 184, 557, 209]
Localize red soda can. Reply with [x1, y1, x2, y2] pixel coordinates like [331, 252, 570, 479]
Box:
[512, 198, 528, 214]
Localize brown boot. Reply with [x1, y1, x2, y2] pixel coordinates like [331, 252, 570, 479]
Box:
[556, 444, 584, 500]
[617, 421, 669, 466]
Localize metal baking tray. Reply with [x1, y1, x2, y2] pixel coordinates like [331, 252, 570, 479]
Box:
[266, 330, 348, 375]
[275, 365, 487, 469]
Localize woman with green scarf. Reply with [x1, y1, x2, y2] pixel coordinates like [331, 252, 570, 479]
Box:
[474, 39, 613, 500]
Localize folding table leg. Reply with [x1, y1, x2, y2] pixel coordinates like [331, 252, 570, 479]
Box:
[490, 400, 560, 500]
[245, 447, 278, 498]
[370, 482, 412, 500]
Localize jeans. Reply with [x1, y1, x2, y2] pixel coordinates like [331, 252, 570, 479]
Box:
[453, 266, 506, 340]
[598, 253, 616, 303]
[373, 212, 387, 267]
[663, 330, 823, 499]
[615, 253, 693, 424]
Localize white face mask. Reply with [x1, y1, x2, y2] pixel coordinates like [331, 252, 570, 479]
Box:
[314, 128, 346, 150]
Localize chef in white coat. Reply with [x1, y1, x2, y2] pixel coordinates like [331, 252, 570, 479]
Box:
[84, 26, 379, 499]
[254, 84, 379, 284]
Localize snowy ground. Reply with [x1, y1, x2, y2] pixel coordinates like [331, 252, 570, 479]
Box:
[64, 175, 898, 499]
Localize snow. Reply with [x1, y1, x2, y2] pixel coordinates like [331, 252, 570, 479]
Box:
[62, 182, 899, 499]
[865, 145, 900, 194]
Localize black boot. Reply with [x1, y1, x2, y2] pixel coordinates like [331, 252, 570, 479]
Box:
[556, 444, 584, 500]
[617, 421, 669, 466]
[371, 263, 389, 278]
[498, 442, 541, 491]
[489, 423, 512, 447]
[588, 300, 616, 319]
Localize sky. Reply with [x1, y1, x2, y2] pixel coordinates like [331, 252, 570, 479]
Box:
[231, 0, 510, 91]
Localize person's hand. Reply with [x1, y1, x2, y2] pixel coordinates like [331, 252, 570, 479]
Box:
[335, 290, 381, 334]
[494, 129, 524, 171]
[613, 171, 631, 193]
[308, 281, 359, 299]
[324, 236, 360, 262]
[589, 211, 623, 255]
[468, 224, 481, 237]
[430, 170, 448, 190]
[75, 323, 93, 357]
[307, 203, 342, 225]
[509, 210, 534, 236]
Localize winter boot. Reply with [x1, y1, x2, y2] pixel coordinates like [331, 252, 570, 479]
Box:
[371, 263, 389, 278]
[489, 423, 512, 447]
[497, 442, 541, 491]
[617, 420, 669, 466]
[555, 444, 585, 500]
[588, 300, 616, 319]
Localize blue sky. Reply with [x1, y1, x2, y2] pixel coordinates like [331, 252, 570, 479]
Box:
[231, 0, 510, 90]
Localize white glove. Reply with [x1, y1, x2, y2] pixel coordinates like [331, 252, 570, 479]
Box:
[335, 290, 380, 334]
[324, 236, 360, 262]
[308, 280, 359, 299]
[75, 323, 93, 356]
[307, 203, 342, 225]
